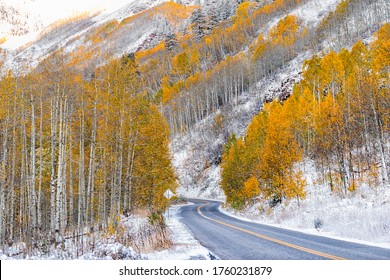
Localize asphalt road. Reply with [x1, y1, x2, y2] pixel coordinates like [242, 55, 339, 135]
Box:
[178, 199, 390, 260]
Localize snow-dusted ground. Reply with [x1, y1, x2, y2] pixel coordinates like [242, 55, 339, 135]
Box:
[145, 204, 217, 260]
[291, 0, 341, 26]
[0, 204, 215, 260]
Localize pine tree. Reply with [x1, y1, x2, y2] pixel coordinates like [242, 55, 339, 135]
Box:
[164, 32, 178, 52]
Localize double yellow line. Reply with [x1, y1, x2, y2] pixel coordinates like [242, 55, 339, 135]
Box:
[197, 203, 346, 260]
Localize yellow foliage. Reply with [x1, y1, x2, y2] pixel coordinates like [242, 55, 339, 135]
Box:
[185, 72, 202, 89]
[189, 48, 201, 71]
[90, 20, 119, 44]
[347, 181, 357, 193]
[283, 172, 306, 201]
[233, 1, 256, 23]
[171, 51, 191, 78]
[243, 176, 260, 199]
[252, 33, 267, 61]
[68, 46, 95, 68]
[371, 23, 390, 77]
[136, 42, 165, 62]
[162, 80, 184, 104]
[319, 51, 345, 94]
[154, 2, 198, 26]
[270, 15, 300, 47]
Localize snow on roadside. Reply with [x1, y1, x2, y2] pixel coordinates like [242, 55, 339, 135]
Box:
[220, 192, 390, 250]
[0, 205, 216, 260]
[219, 160, 390, 249]
[145, 205, 217, 260]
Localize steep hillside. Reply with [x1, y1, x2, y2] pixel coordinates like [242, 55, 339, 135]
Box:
[0, 0, 104, 49]
[1, 0, 243, 72]
[171, 0, 389, 197]
[1, 0, 172, 71]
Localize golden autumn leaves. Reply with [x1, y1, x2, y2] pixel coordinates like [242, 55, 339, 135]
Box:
[0, 53, 177, 247]
[221, 24, 390, 210]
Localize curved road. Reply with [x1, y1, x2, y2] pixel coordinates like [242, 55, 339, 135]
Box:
[178, 199, 390, 260]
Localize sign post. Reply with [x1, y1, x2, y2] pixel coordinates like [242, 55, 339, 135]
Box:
[163, 189, 175, 220]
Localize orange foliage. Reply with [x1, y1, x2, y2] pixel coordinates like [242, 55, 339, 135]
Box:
[269, 15, 300, 46]
[136, 42, 166, 61]
[90, 20, 119, 44]
[154, 2, 198, 26]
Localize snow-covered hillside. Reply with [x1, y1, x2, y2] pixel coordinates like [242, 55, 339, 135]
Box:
[0, 0, 146, 49]
[0, 0, 245, 73]
[1, 0, 175, 72]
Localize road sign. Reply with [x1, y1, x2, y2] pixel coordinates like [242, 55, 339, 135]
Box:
[164, 189, 174, 200]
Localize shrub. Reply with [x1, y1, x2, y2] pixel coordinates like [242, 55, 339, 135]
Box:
[314, 218, 323, 231]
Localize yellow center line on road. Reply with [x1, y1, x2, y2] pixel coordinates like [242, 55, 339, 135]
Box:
[197, 203, 346, 260]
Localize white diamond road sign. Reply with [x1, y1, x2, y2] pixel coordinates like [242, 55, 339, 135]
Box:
[163, 189, 174, 200]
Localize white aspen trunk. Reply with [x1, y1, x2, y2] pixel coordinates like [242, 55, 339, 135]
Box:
[20, 103, 29, 243]
[123, 140, 132, 212]
[371, 99, 389, 186]
[62, 101, 68, 233]
[127, 132, 138, 212]
[110, 171, 116, 220]
[50, 92, 59, 235]
[68, 114, 74, 229]
[378, 120, 389, 186]
[10, 98, 17, 242]
[21, 90, 32, 244]
[55, 97, 65, 241]
[0, 111, 9, 247]
[87, 89, 97, 226]
[29, 92, 37, 233]
[37, 88, 43, 230]
[20, 139, 26, 243]
[101, 150, 108, 226]
[78, 97, 86, 231]
[116, 114, 124, 216]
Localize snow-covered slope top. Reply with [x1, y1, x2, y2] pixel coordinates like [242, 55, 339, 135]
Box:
[0, 0, 167, 50]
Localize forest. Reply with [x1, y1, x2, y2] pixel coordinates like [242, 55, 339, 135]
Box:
[0, 54, 177, 253]
[0, 0, 389, 256]
[222, 25, 389, 209]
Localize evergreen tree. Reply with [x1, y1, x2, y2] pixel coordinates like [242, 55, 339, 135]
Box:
[191, 8, 210, 39]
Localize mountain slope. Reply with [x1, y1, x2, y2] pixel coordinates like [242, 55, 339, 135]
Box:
[1, 0, 243, 72]
[1, 0, 174, 71]
[172, 0, 389, 198]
